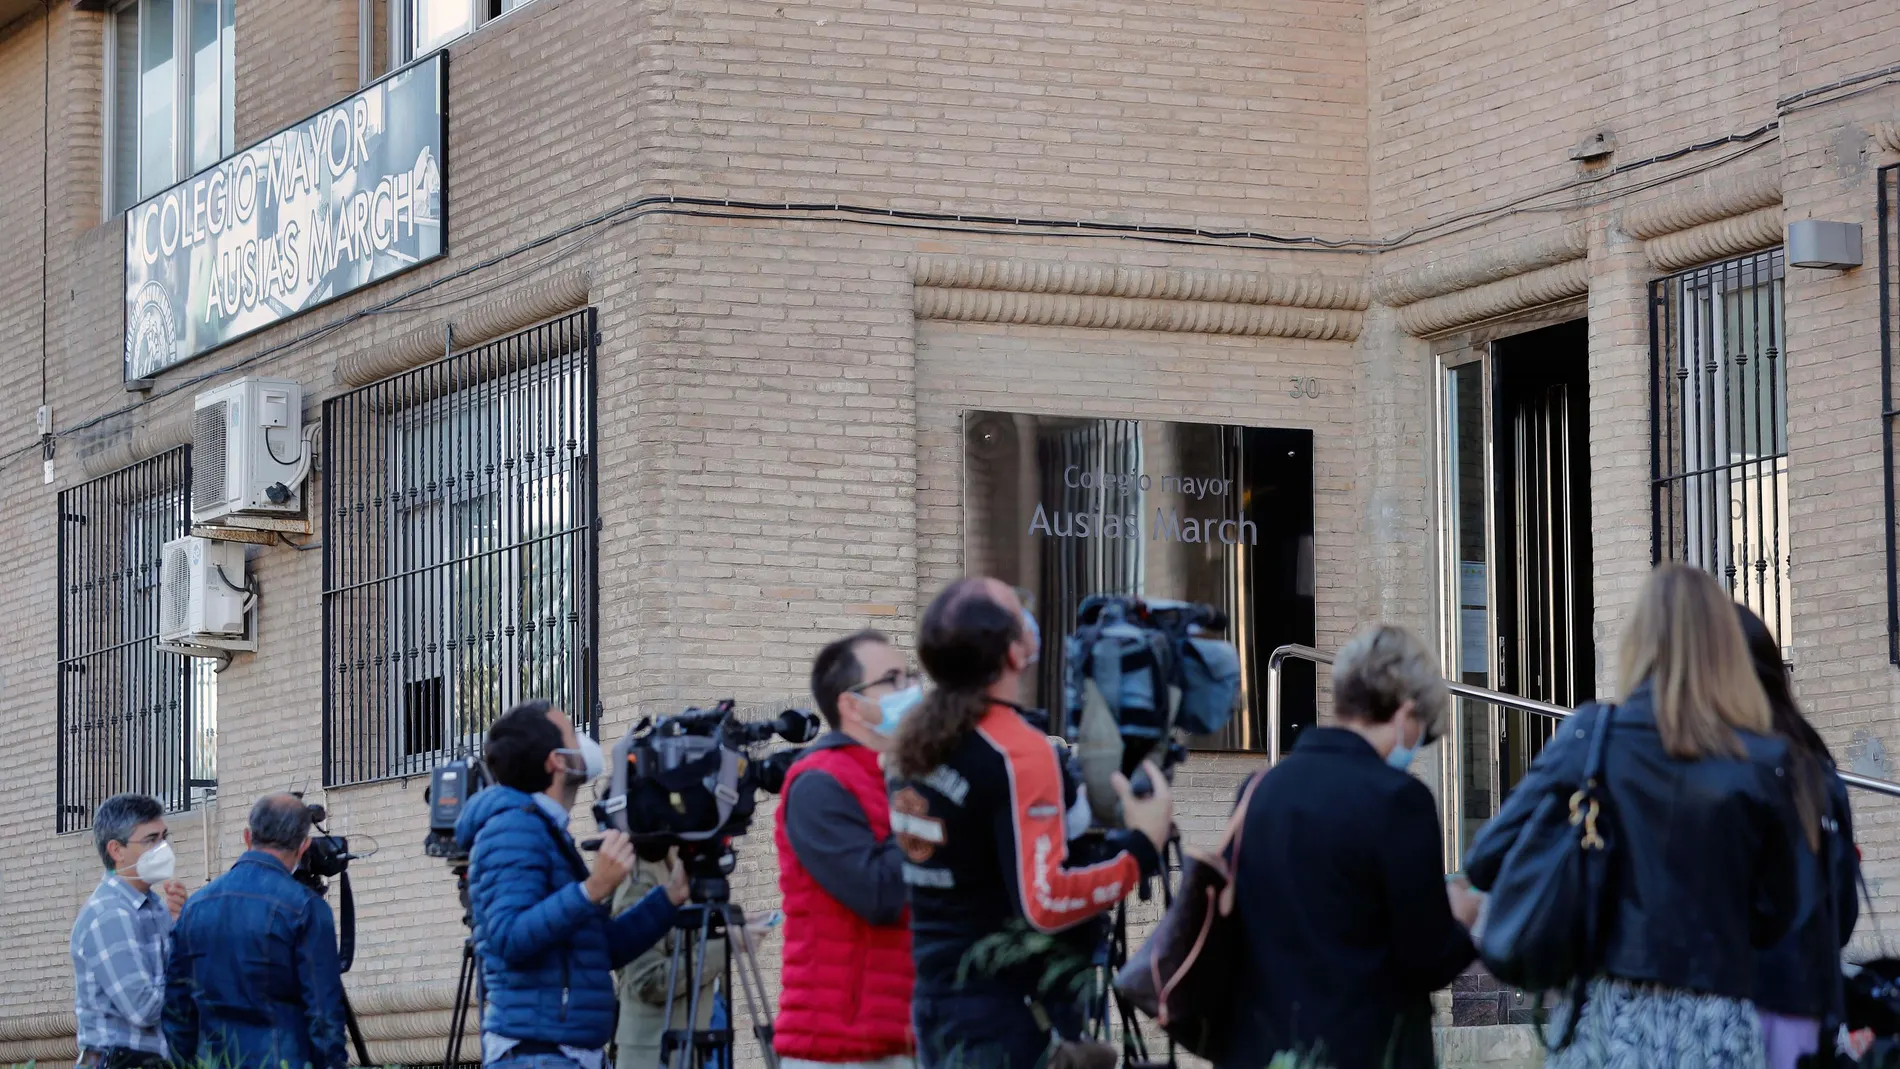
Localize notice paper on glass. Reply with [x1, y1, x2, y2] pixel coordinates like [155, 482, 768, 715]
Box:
[1459, 561, 1486, 609]
[1460, 609, 1488, 674]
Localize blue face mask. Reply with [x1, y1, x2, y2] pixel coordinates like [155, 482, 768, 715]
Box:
[1022, 609, 1042, 666]
[875, 683, 925, 736]
[1386, 718, 1422, 771]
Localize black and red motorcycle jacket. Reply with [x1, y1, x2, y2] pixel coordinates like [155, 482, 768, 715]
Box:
[890, 703, 1161, 998]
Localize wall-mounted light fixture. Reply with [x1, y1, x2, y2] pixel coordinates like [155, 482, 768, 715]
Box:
[1787, 220, 1863, 270]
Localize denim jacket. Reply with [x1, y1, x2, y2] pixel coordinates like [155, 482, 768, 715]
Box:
[163, 851, 348, 1069]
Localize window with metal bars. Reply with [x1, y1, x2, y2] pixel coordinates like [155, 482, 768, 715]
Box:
[1650, 248, 1789, 647]
[322, 310, 598, 785]
[56, 447, 218, 832]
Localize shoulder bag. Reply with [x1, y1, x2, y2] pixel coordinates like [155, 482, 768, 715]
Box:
[1113, 767, 1267, 1061]
[1476, 702, 1617, 1049]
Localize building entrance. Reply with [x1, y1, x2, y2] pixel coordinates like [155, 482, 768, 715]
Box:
[1440, 320, 1595, 864]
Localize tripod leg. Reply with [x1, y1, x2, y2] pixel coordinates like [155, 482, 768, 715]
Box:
[722, 906, 778, 1069]
[445, 941, 478, 1069]
[342, 991, 373, 1067]
[682, 908, 714, 1069]
[1116, 906, 1149, 1064]
[659, 917, 695, 1069]
[444, 965, 460, 1068]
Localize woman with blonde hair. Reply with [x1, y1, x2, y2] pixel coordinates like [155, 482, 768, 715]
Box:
[1465, 563, 1801, 1069]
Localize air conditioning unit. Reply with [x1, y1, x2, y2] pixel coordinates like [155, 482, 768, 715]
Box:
[191, 378, 308, 525]
[158, 536, 254, 654]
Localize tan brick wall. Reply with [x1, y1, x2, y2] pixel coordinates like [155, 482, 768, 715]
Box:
[7, 0, 1900, 1064]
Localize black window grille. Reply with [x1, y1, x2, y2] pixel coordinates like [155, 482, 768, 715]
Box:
[1650, 248, 1789, 645]
[1881, 165, 1900, 663]
[56, 446, 217, 832]
[322, 309, 599, 785]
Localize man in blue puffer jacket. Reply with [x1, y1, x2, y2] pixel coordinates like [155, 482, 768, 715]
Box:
[457, 700, 687, 1069]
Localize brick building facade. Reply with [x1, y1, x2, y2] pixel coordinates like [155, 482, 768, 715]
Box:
[2, 0, 1898, 1064]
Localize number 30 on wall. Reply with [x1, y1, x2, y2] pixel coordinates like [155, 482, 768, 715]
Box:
[1288, 377, 1320, 399]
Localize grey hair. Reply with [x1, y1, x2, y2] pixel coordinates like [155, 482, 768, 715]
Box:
[1331, 623, 1449, 737]
[248, 793, 314, 851]
[93, 794, 164, 871]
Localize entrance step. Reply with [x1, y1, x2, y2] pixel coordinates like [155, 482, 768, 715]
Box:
[1436, 1024, 1547, 1069]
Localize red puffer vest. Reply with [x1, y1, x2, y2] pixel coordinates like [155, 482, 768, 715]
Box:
[772, 743, 916, 1061]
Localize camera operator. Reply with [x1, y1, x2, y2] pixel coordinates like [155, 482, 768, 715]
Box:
[773, 630, 919, 1069]
[163, 794, 346, 1069]
[457, 700, 688, 1069]
[889, 578, 1173, 1069]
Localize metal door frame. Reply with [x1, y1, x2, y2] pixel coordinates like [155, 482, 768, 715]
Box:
[1433, 350, 1501, 869]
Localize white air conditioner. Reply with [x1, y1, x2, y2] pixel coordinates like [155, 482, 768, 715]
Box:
[191, 377, 308, 525]
[158, 536, 254, 653]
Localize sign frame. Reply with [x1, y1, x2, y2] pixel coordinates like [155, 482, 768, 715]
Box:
[122, 51, 450, 382]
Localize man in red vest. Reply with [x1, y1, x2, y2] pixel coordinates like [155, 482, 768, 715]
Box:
[773, 630, 920, 1069]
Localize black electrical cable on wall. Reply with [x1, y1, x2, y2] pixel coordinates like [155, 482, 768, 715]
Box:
[0, 110, 1801, 475]
[39, 1, 51, 412]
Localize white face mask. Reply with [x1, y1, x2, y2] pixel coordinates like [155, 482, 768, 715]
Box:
[121, 840, 175, 884]
[559, 735, 606, 783]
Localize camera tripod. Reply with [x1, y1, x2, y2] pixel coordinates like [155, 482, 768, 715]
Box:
[657, 864, 781, 1069]
[297, 862, 375, 1067]
[444, 868, 482, 1069]
[1081, 832, 1181, 1069]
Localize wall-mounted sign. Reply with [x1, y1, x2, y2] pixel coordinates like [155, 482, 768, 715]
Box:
[961, 411, 1316, 754]
[124, 53, 447, 381]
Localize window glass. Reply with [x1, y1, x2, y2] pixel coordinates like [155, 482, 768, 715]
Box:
[137, 0, 177, 201]
[189, 0, 221, 172]
[1655, 249, 1789, 649]
[382, 367, 583, 773]
[56, 449, 203, 831]
[110, 0, 235, 214]
[1442, 361, 1495, 851]
[412, 0, 473, 57]
[192, 658, 218, 793]
[110, 5, 140, 212]
[220, 0, 235, 155]
[404, 0, 541, 62]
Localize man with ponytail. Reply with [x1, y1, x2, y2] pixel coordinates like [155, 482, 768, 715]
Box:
[890, 578, 1174, 1069]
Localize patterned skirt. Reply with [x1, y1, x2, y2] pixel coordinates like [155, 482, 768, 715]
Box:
[1545, 977, 1768, 1069]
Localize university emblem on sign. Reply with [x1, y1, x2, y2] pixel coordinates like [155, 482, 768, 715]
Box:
[125, 281, 178, 381]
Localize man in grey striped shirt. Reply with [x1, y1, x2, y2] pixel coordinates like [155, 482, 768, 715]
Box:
[70, 794, 188, 1069]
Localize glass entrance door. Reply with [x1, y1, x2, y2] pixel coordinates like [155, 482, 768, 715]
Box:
[1437, 320, 1595, 868]
[1439, 358, 1495, 865]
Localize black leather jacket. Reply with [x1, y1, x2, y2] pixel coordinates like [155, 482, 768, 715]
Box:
[1753, 760, 1859, 1019]
[1465, 684, 1801, 1003]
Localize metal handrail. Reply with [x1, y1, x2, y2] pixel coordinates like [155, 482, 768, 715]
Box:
[1264, 643, 1900, 801]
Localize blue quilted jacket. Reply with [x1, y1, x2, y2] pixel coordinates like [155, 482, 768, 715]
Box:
[456, 785, 678, 1048]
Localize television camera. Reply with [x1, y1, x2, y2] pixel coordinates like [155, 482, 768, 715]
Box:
[1062, 594, 1241, 824]
[287, 797, 373, 1067]
[1057, 594, 1241, 1069]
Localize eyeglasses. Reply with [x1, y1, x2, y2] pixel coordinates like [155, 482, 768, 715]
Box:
[850, 669, 920, 695]
[126, 830, 169, 848]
